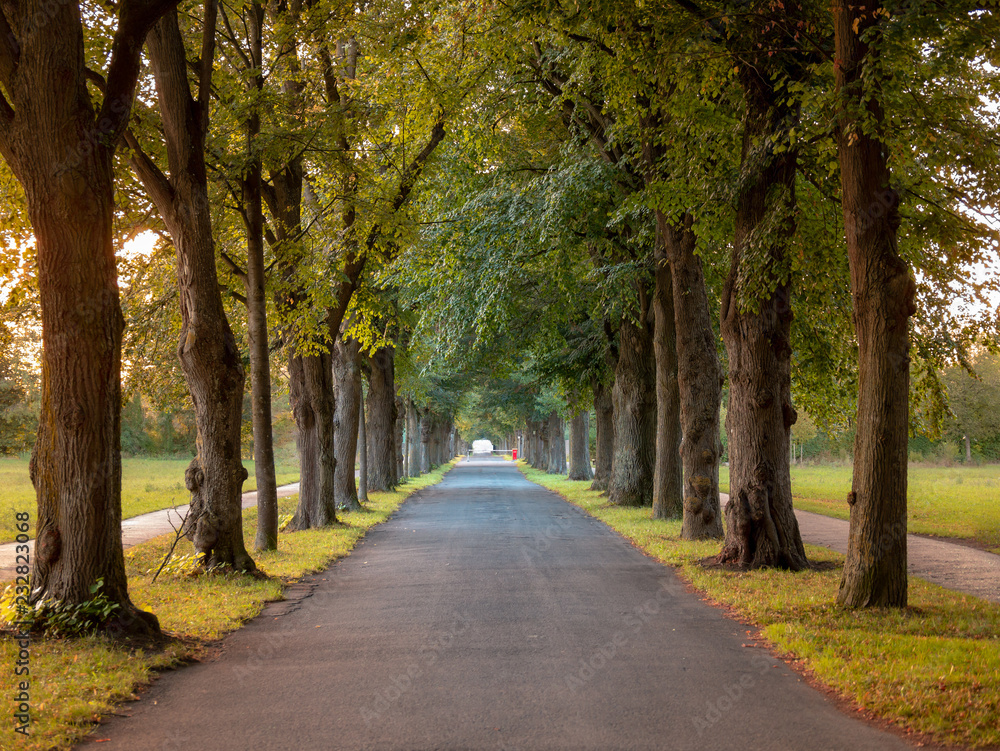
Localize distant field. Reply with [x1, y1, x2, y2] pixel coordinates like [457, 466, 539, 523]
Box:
[0, 455, 299, 544]
[720, 464, 1000, 553]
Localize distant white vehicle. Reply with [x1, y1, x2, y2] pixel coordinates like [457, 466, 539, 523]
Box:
[471, 439, 494, 454]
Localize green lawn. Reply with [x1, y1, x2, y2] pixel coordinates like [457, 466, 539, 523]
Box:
[0, 455, 299, 544]
[720, 464, 1000, 553]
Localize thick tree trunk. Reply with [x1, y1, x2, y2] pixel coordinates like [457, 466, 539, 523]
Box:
[366, 347, 398, 492]
[288, 353, 337, 528]
[547, 411, 566, 474]
[652, 241, 683, 520]
[243, 2, 278, 552]
[834, 1, 913, 607]
[590, 380, 614, 492]
[138, 11, 254, 571]
[358, 392, 369, 503]
[568, 410, 593, 481]
[537, 419, 550, 471]
[395, 396, 405, 482]
[661, 214, 724, 539]
[333, 337, 362, 511]
[717, 58, 807, 570]
[420, 413, 432, 473]
[2, 0, 171, 636]
[609, 310, 657, 507]
[407, 400, 421, 477]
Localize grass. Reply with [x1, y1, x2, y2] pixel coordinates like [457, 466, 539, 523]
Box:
[720, 463, 1000, 554]
[0, 461, 455, 750]
[0, 455, 300, 544]
[520, 464, 1000, 749]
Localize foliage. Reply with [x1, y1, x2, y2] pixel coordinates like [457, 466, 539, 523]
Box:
[1, 579, 120, 638]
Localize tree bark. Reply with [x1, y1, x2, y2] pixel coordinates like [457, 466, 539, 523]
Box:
[358, 390, 369, 503]
[420, 412, 432, 473]
[661, 213, 724, 539]
[609, 306, 657, 507]
[366, 347, 398, 492]
[652, 240, 683, 520]
[1, 0, 174, 633]
[537, 418, 550, 471]
[242, 0, 277, 552]
[288, 353, 337, 528]
[568, 410, 593, 481]
[407, 400, 422, 477]
[333, 337, 362, 511]
[547, 410, 566, 474]
[717, 52, 807, 570]
[590, 380, 614, 492]
[135, 9, 255, 571]
[834, 0, 913, 607]
[395, 395, 405, 482]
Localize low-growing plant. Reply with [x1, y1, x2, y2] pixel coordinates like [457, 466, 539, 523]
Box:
[1, 579, 121, 637]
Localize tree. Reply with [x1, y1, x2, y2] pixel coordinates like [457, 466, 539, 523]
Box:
[832, 0, 914, 606]
[333, 335, 364, 510]
[0, 0, 177, 633]
[944, 353, 1000, 461]
[127, 5, 255, 572]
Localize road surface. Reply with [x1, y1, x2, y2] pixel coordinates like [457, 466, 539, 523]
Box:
[80, 458, 916, 750]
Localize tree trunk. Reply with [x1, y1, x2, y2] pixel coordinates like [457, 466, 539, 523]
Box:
[834, 1, 913, 607]
[609, 310, 657, 507]
[591, 380, 614, 492]
[396, 396, 405, 482]
[652, 240, 683, 520]
[568, 410, 593, 481]
[547, 411, 565, 474]
[333, 337, 362, 511]
[717, 56, 807, 571]
[366, 347, 398, 492]
[661, 213, 724, 539]
[243, 1, 278, 552]
[407, 400, 421, 477]
[420, 413, 432, 473]
[137, 11, 255, 571]
[1, 0, 172, 636]
[358, 390, 369, 503]
[288, 353, 337, 528]
[964, 435, 972, 463]
[537, 419, 550, 471]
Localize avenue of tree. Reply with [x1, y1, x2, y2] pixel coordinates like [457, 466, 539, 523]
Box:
[0, 1, 997, 634]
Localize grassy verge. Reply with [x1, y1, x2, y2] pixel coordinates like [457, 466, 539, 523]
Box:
[521, 464, 1000, 749]
[720, 464, 1000, 553]
[0, 461, 455, 750]
[0, 456, 300, 544]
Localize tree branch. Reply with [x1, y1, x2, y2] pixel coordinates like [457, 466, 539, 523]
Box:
[100, 0, 182, 148]
[125, 128, 176, 220]
[198, 0, 218, 134]
[221, 251, 248, 282]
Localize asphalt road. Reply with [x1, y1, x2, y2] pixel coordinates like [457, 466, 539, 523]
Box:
[80, 458, 914, 751]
